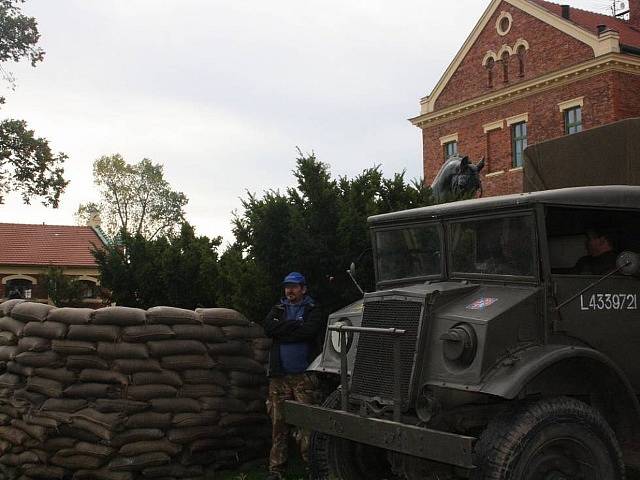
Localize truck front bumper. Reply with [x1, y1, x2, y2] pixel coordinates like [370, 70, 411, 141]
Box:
[284, 401, 476, 469]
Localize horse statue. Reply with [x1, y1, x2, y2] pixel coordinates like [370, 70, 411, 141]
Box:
[430, 155, 485, 203]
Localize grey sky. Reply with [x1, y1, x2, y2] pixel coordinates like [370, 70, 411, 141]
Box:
[0, 0, 613, 243]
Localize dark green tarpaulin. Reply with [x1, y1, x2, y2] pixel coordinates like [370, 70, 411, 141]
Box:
[523, 117, 640, 192]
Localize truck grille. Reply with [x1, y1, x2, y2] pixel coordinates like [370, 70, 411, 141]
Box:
[350, 299, 423, 403]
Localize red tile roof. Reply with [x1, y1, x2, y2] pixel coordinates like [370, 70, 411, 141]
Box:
[0, 223, 107, 267]
[529, 0, 640, 48]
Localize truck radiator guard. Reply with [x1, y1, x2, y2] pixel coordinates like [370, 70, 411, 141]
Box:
[350, 299, 423, 405]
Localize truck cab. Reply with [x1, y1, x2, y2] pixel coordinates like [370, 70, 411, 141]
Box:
[286, 185, 640, 480]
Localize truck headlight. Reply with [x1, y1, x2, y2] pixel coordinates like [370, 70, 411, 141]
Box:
[330, 317, 353, 354]
[440, 323, 477, 367]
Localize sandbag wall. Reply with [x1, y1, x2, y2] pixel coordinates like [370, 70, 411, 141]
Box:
[0, 300, 272, 480]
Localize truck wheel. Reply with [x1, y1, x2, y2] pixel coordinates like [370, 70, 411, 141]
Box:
[308, 389, 394, 480]
[472, 397, 625, 480]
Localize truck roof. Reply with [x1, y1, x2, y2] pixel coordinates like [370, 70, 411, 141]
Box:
[368, 185, 640, 225]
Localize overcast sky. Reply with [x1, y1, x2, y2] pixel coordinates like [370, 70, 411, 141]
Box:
[0, 0, 613, 244]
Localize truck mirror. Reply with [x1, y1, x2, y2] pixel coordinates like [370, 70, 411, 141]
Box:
[349, 262, 356, 277]
[617, 251, 640, 276]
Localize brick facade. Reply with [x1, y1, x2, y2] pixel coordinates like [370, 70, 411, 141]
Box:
[412, 0, 640, 196]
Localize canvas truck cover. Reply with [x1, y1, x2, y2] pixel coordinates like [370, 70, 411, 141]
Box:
[523, 117, 640, 192]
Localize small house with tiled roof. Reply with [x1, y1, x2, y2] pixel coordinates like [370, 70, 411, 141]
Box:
[411, 0, 640, 196]
[0, 223, 109, 306]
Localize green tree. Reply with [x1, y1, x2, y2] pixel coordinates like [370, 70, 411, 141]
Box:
[222, 150, 432, 321]
[93, 223, 220, 310]
[44, 267, 84, 307]
[0, 0, 68, 207]
[77, 154, 188, 240]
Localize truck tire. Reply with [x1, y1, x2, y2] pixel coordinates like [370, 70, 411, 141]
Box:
[472, 397, 625, 480]
[308, 389, 393, 480]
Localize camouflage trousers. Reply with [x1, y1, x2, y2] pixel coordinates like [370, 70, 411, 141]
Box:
[267, 372, 317, 473]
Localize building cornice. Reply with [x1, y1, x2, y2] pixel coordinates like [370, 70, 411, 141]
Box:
[410, 53, 640, 128]
[418, 0, 620, 116]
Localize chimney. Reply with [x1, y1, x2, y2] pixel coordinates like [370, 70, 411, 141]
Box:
[561, 4, 570, 20]
[86, 209, 102, 228]
[630, 0, 640, 29]
[597, 24, 608, 34]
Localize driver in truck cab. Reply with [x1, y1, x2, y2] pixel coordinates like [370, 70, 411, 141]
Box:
[571, 227, 618, 275]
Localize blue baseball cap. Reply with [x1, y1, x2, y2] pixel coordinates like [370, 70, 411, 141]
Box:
[282, 272, 306, 285]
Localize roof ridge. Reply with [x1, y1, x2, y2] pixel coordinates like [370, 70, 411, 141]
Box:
[531, 0, 629, 26]
[0, 222, 95, 229]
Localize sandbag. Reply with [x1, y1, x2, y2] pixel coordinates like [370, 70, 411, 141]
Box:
[51, 453, 103, 469]
[199, 397, 247, 412]
[17, 336, 50, 353]
[0, 299, 25, 316]
[220, 326, 249, 339]
[149, 397, 201, 413]
[230, 385, 267, 401]
[0, 450, 44, 465]
[12, 388, 46, 406]
[79, 369, 128, 385]
[132, 370, 182, 388]
[160, 355, 214, 371]
[5, 361, 32, 376]
[0, 346, 18, 362]
[252, 338, 273, 349]
[166, 426, 225, 444]
[216, 356, 264, 373]
[11, 302, 54, 323]
[66, 355, 109, 370]
[73, 469, 133, 480]
[0, 317, 26, 337]
[26, 376, 63, 398]
[23, 464, 66, 479]
[246, 323, 265, 338]
[112, 359, 162, 374]
[124, 412, 172, 429]
[188, 437, 245, 452]
[180, 369, 228, 386]
[42, 437, 76, 452]
[229, 371, 268, 387]
[196, 308, 249, 327]
[122, 325, 174, 343]
[118, 439, 180, 457]
[97, 342, 149, 359]
[40, 398, 87, 413]
[93, 399, 148, 414]
[180, 384, 225, 398]
[0, 402, 19, 417]
[111, 429, 164, 447]
[47, 307, 93, 325]
[171, 411, 219, 428]
[207, 340, 251, 356]
[147, 340, 206, 357]
[15, 350, 62, 368]
[56, 425, 102, 444]
[108, 452, 171, 471]
[51, 340, 96, 355]
[33, 367, 76, 384]
[0, 373, 22, 388]
[147, 307, 200, 326]
[0, 332, 17, 346]
[218, 413, 267, 428]
[10, 419, 46, 442]
[69, 417, 112, 442]
[0, 426, 29, 445]
[64, 383, 122, 399]
[72, 408, 122, 429]
[92, 307, 146, 326]
[22, 414, 60, 429]
[67, 325, 120, 342]
[63, 441, 113, 458]
[126, 385, 177, 401]
[253, 349, 269, 363]
[171, 325, 223, 342]
[22, 321, 67, 339]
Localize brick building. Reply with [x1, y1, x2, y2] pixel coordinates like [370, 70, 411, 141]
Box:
[0, 223, 109, 307]
[410, 0, 640, 196]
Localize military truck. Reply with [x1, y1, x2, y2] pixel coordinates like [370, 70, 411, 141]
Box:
[285, 183, 640, 479]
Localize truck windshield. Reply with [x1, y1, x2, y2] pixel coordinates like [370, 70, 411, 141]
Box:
[449, 214, 536, 277]
[375, 224, 442, 282]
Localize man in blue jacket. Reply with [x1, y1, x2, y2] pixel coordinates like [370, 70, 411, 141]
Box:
[262, 272, 324, 480]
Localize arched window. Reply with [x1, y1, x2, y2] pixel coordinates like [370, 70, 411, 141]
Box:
[517, 45, 527, 77]
[486, 57, 495, 88]
[5, 279, 33, 299]
[501, 51, 510, 83]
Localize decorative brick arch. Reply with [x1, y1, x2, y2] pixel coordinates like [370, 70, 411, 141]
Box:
[2, 274, 38, 285]
[482, 51, 499, 67]
[497, 45, 514, 58]
[513, 38, 530, 52]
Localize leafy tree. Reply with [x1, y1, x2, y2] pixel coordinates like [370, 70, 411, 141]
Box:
[93, 223, 220, 310]
[223, 150, 432, 321]
[44, 267, 84, 307]
[0, 0, 68, 207]
[77, 154, 188, 240]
